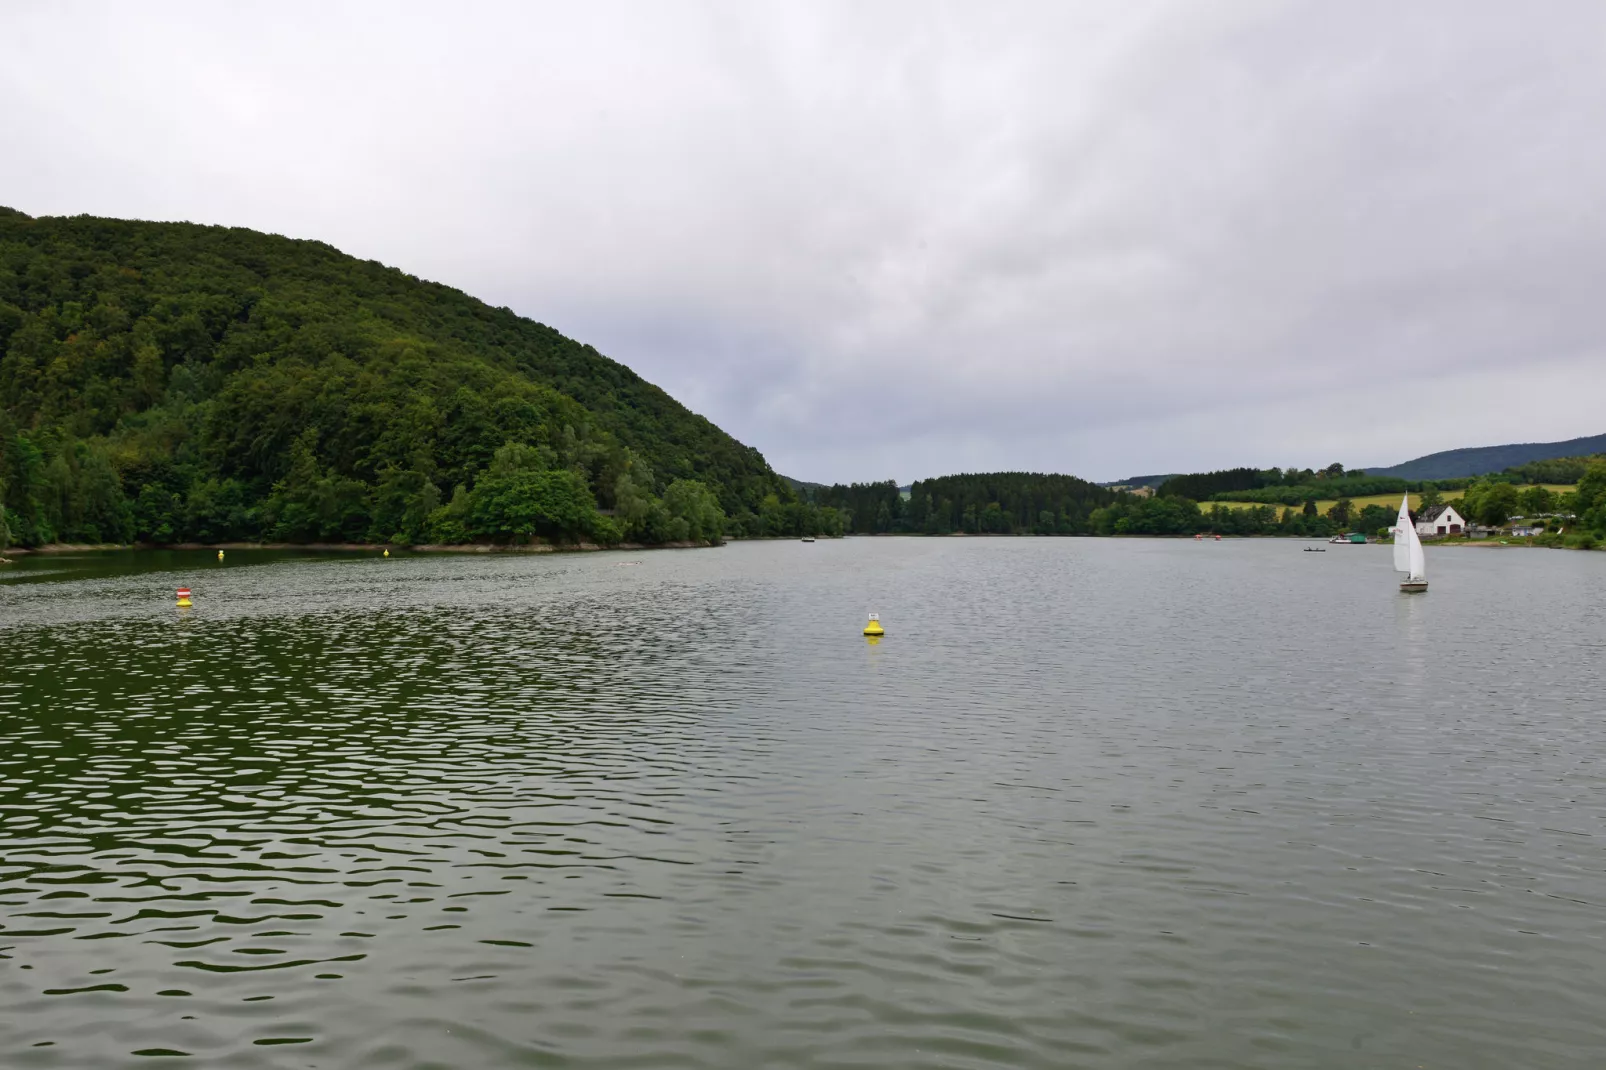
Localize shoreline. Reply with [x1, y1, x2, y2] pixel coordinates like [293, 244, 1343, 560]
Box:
[1, 539, 719, 556]
[3, 533, 1596, 556]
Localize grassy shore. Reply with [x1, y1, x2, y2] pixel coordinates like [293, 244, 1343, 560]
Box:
[1378, 530, 1601, 551]
[1204, 484, 1575, 514]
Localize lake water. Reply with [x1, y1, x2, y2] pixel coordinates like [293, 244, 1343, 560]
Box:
[2, 538, 1605, 1069]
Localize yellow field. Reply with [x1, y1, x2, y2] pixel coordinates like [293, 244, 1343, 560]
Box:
[1204, 484, 1575, 514]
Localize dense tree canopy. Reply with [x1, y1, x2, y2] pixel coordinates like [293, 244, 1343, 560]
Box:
[1155, 467, 1270, 501]
[0, 210, 792, 548]
[906, 473, 1117, 534]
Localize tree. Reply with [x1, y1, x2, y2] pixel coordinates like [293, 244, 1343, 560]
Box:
[468, 468, 601, 542]
[1418, 485, 1444, 509]
[1577, 463, 1606, 535]
[1473, 482, 1519, 527]
[1519, 485, 1554, 516]
[426, 484, 472, 544]
[662, 479, 726, 544]
[487, 441, 557, 476]
[1328, 498, 1353, 528]
[1576, 463, 1606, 516]
[368, 468, 439, 545]
[1302, 499, 1318, 517]
[135, 484, 181, 543]
[265, 431, 372, 543]
[1355, 504, 1394, 536]
[186, 478, 252, 543]
[613, 470, 656, 539]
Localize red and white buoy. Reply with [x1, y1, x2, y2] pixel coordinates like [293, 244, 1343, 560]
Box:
[176, 586, 192, 608]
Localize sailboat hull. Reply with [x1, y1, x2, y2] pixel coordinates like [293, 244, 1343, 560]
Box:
[1399, 580, 1428, 592]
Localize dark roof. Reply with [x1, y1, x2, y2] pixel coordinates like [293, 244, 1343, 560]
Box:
[1420, 503, 1457, 521]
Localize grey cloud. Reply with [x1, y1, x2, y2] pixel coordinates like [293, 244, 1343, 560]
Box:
[3, 1, 1604, 483]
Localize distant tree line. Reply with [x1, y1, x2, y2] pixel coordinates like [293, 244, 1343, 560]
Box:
[1157, 462, 1355, 500]
[1157, 456, 1606, 511]
[1086, 497, 1392, 539]
[785, 473, 1119, 535]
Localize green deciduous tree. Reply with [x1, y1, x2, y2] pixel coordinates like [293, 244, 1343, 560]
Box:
[1471, 481, 1519, 527]
[468, 468, 601, 542]
[662, 479, 725, 544]
[1577, 463, 1606, 534]
[1518, 485, 1554, 516]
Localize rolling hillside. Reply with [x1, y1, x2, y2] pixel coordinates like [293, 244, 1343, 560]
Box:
[0, 208, 790, 547]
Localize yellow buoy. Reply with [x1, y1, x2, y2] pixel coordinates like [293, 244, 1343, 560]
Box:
[863, 612, 884, 637]
[176, 586, 193, 608]
[383, 548, 390, 558]
[217, 549, 225, 561]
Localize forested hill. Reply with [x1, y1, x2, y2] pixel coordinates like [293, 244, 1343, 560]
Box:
[0, 208, 791, 547]
[1365, 432, 1606, 480]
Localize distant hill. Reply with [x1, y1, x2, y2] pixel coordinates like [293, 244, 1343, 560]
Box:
[1099, 474, 1177, 489]
[782, 475, 827, 498]
[1365, 433, 1606, 480]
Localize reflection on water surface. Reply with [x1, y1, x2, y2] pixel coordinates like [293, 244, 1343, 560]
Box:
[2, 540, 1605, 1068]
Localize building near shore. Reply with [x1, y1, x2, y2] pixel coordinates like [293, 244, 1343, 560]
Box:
[1415, 503, 1466, 536]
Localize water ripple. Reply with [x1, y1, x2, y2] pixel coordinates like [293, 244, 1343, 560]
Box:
[2, 541, 1605, 1067]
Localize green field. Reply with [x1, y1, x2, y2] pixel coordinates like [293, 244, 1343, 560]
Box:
[1204, 485, 1575, 514]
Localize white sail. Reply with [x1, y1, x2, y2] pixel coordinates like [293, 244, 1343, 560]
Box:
[1393, 494, 1412, 573]
[1407, 522, 1426, 581]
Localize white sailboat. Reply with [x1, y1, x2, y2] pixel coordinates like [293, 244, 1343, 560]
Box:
[1394, 495, 1427, 592]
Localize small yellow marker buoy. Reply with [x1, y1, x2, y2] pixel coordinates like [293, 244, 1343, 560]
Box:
[383, 548, 390, 558]
[176, 586, 193, 608]
[863, 612, 884, 637]
[217, 549, 225, 562]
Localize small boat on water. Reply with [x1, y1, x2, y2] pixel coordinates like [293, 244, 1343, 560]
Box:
[1394, 495, 1427, 592]
[801, 536, 815, 543]
[1304, 547, 1325, 552]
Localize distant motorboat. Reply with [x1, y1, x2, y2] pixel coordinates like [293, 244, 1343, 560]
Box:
[801, 537, 816, 543]
[1304, 547, 1325, 552]
[1393, 495, 1428, 592]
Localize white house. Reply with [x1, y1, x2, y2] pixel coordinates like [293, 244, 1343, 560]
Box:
[1415, 503, 1466, 536]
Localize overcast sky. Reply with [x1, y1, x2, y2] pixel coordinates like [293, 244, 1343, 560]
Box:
[4, 2, 1605, 483]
